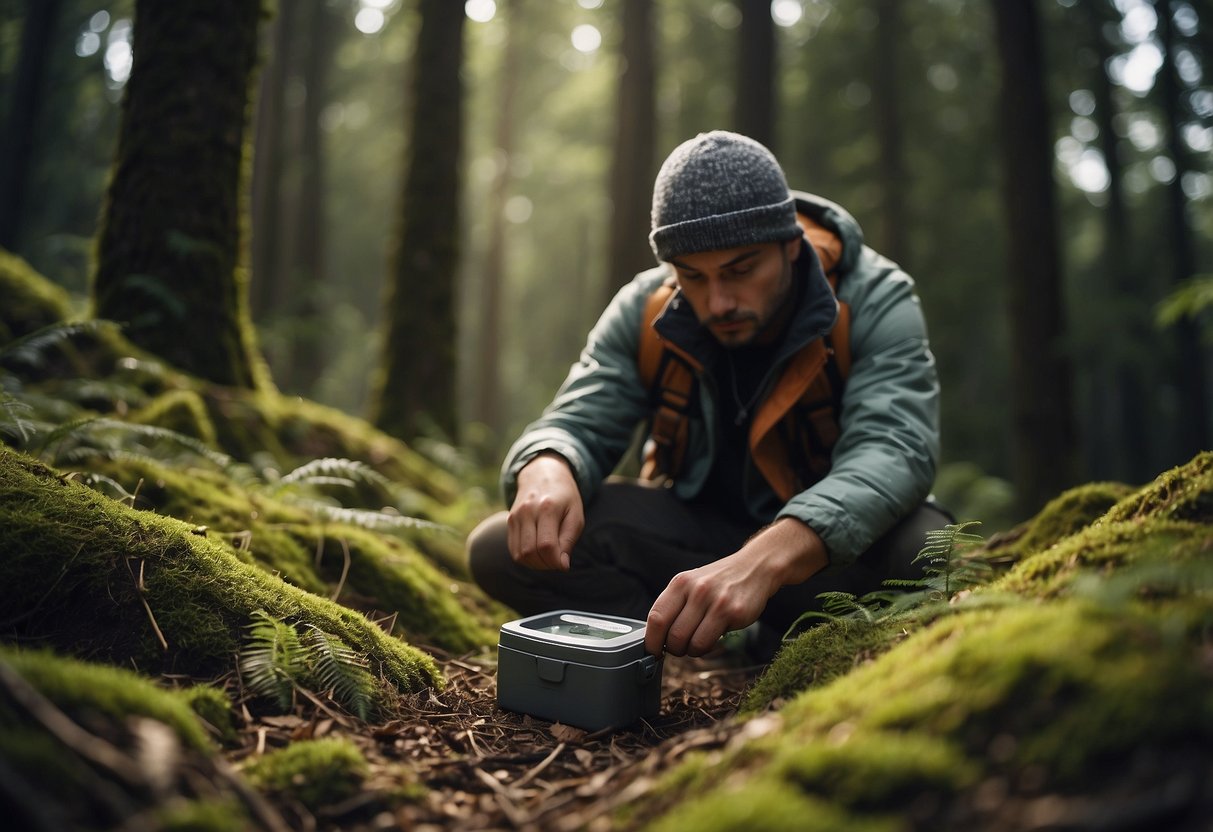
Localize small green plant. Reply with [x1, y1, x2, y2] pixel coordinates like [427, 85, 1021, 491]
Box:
[783, 521, 991, 641]
[238, 611, 380, 720]
[902, 521, 991, 600]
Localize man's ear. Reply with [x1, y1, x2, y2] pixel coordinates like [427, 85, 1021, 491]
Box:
[784, 235, 803, 260]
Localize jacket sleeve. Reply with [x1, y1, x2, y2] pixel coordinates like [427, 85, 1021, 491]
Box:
[776, 251, 940, 566]
[499, 271, 662, 507]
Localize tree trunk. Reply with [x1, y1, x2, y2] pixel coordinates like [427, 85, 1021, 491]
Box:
[870, 0, 908, 265]
[284, 0, 337, 396]
[372, 0, 465, 441]
[1154, 0, 1210, 459]
[249, 0, 296, 322]
[991, 0, 1078, 516]
[605, 0, 657, 304]
[0, 0, 62, 252]
[93, 0, 264, 390]
[735, 0, 776, 150]
[472, 0, 524, 439]
[1083, 0, 1150, 482]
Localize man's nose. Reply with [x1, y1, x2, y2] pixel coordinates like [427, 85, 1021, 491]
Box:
[707, 279, 735, 317]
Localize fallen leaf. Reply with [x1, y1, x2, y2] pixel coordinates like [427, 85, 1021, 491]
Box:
[550, 722, 587, 743]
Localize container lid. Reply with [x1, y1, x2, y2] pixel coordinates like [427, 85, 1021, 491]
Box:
[499, 610, 651, 667]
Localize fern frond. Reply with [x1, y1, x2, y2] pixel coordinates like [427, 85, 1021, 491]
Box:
[271, 458, 393, 493]
[34, 416, 231, 468]
[281, 497, 451, 535]
[0, 395, 35, 444]
[303, 626, 376, 721]
[239, 610, 305, 710]
[0, 320, 121, 369]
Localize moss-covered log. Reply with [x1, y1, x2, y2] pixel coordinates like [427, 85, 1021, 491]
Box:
[0, 248, 72, 344]
[663, 454, 1213, 830]
[0, 646, 269, 831]
[0, 445, 440, 693]
[92, 0, 265, 389]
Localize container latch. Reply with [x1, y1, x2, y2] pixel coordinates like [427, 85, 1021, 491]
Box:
[536, 656, 566, 683]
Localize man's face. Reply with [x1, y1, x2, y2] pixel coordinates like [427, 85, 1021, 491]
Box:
[670, 236, 801, 348]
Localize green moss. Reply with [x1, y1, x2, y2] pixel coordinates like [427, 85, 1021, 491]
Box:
[0, 646, 212, 751]
[129, 389, 220, 448]
[1101, 451, 1213, 525]
[0, 445, 441, 696]
[774, 729, 977, 809]
[243, 737, 368, 811]
[80, 453, 499, 652]
[742, 618, 909, 714]
[156, 798, 248, 831]
[985, 481, 1135, 566]
[180, 684, 237, 745]
[0, 248, 72, 344]
[645, 779, 902, 832]
[991, 519, 1209, 598]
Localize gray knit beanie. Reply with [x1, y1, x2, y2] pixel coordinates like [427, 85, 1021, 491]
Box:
[649, 130, 799, 262]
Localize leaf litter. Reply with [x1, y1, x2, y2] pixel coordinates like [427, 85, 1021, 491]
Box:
[223, 641, 764, 831]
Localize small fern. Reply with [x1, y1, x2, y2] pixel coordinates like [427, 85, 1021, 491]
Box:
[272, 457, 394, 493]
[239, 610, 305, 710]
[912, 521, 990, 600]
[304, 626, 376, 721]
[280, 497, 451, 534]
[33, 416, 232, 469]
[239, 612, 380, 720]
[0, 394, 35, 443]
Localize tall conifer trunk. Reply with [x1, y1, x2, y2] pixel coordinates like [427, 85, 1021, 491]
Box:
[372, 0, 465, 440]
[93, 0, 264, 389]
[605, 0, 657, 304]
[871, 0, 908, 266]
[992, 0, 1078, 515]
[735, 0, 776, 150]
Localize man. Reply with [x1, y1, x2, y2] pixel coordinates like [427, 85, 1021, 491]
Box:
[468, 131, 945, 660]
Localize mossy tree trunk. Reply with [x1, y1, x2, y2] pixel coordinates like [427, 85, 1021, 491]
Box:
[93, 0, 265, 390]
[372, 0, 466, 441]
[604, 0, 657, 305]
[0, 0, 62, 251]
[992, 0, 1078, 517]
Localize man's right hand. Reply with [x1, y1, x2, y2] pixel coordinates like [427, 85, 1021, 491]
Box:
[507, 453, 584, 571]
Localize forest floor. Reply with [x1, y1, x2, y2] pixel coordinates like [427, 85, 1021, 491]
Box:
[225, 643, 763, 831]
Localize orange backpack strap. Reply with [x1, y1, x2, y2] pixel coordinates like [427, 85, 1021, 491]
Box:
[638, 277, 701, 482]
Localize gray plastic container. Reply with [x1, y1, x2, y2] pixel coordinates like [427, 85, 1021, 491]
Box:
[496, 610, 663, 731]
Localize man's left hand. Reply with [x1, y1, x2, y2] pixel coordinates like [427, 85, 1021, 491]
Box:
[643, 517, 829, 657]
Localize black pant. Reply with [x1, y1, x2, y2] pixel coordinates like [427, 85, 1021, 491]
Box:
[467, 480, 953, 636]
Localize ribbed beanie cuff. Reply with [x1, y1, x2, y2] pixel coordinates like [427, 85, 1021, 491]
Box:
[649, 131, 798, 262]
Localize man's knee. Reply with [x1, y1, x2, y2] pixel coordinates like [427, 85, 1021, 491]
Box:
[466, 510, 510, 589]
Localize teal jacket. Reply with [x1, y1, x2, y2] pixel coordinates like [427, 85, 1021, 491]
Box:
[501, 193, 940, 567]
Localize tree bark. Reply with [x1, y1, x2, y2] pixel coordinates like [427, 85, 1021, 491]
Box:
[472, 0, 524, 438]
[870, 0, 908, 265]
[372, 0, 466, 441]
[250, 0, 296, 322]
[605, 0, 657, 304]
[1154, 0, 1210, 459]
[284, 0, 337, 396]
[1083, 0, 1150, 482]
[991, 0, 1078, 516]
[735, 0, 776, 150]
[93, 0, 264, 389]
[0, 0, 63, 252]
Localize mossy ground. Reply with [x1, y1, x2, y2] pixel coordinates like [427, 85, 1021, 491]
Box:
[0, 646, 253, 831]
[241, 737, 369, 811]
[636, 454, 1213, 831]
[0, 445, 441, 695]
